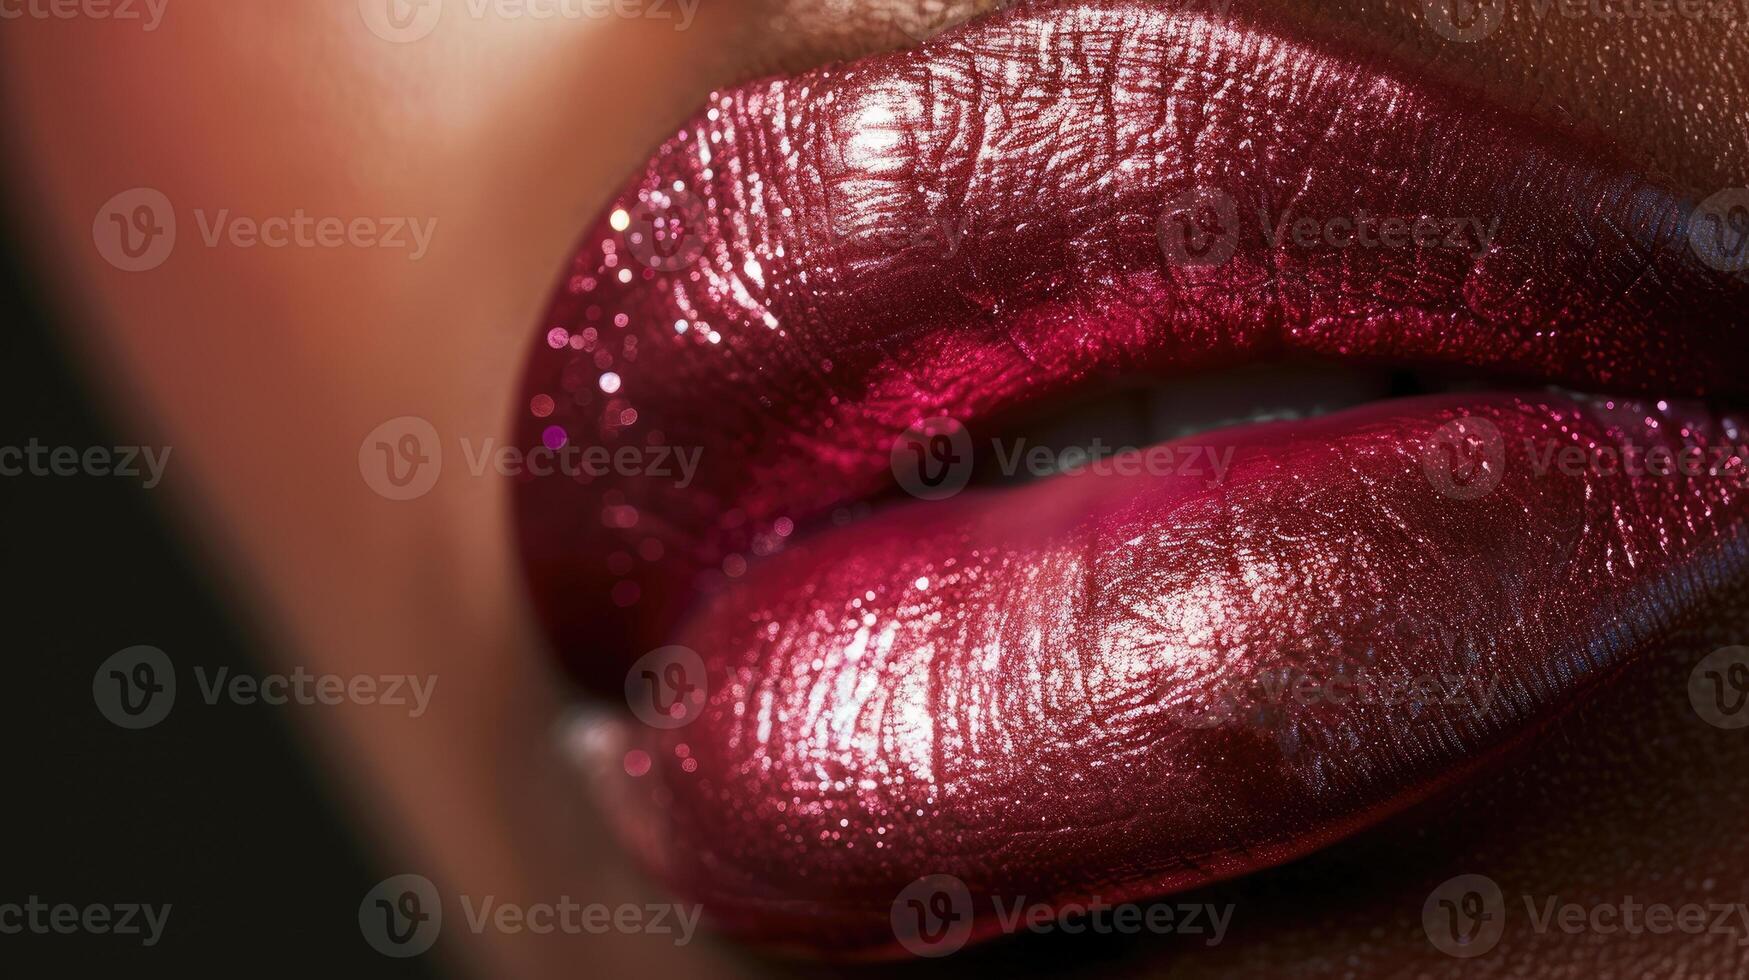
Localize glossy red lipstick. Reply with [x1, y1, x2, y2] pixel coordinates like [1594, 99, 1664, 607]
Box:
[513, 0, 1749, 958]
[586, 391, 1749, 956]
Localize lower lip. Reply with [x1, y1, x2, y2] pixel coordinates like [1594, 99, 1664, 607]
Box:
[584, 389, 1749, 956]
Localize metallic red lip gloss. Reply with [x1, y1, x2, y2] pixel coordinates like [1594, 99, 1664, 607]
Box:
[513, 0, 1749, 957]
[588, 391, 1749, 956]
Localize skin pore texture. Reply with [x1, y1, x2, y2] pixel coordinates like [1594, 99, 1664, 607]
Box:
[2, 1, 1745, 977]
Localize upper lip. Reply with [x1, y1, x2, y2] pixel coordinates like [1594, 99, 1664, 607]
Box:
[514, 0, 1749, 957]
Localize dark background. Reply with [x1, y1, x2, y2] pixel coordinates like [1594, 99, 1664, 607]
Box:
[2, 208, 442, 976]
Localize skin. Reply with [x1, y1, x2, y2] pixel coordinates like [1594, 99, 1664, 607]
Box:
[2, 1, 1744, 976]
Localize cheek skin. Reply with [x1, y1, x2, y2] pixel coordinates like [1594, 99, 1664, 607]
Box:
[1260, 0, 1749, 192]
[0, 8, 778, 980]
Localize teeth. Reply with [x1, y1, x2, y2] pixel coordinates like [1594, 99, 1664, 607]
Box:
[1143, 363, 1396, 443]
[981, 362, 1403, 485]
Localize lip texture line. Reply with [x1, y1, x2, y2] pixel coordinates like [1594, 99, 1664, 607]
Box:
[512, 0, 1749, 958]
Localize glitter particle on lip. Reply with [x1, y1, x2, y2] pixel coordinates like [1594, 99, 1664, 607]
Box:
[623, 749, 651, 777]
[600, 372, 623, 394]
[609, 208, 631, 232]
[541, 425, 568, 450]
[546, 327, 569, 349]
[530, 394, 556, 418]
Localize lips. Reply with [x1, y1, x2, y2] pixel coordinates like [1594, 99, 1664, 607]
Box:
[513, 0, 1749, 959]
